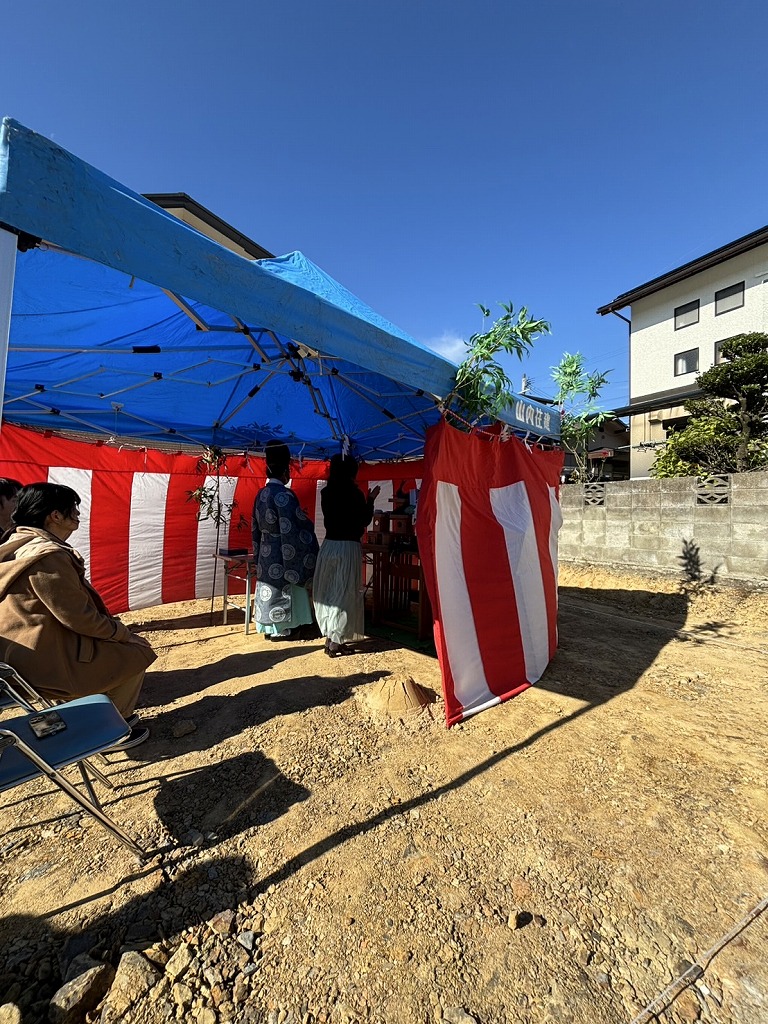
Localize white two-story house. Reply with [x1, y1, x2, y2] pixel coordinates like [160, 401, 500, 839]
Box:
[597, 225, 768, 477]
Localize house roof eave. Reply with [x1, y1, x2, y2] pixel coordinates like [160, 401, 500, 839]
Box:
[596, 223, 768, 316]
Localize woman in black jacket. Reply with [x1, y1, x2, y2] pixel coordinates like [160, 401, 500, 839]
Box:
[312, 455, 379, 657]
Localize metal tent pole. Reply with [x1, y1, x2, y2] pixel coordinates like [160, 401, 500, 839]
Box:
[0, 228, 17, 432]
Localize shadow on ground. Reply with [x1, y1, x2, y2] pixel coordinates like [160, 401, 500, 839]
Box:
[546, 585, 689, 705]
[153, 750, 311, 843]
[125, 668, 389, 762]
[138, 643, 327, 707]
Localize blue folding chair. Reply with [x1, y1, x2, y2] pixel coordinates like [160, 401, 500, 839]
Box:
[0, 662, 116, 805]
[0, 694, 146, 857]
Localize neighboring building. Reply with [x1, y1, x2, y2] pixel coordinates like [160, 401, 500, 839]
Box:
[526, 389, 630, 481]
[559, 416, 630, 482]
[597, 224, 768, 477]
[583, 416, 630, 480]
[143, 193, 274, 260]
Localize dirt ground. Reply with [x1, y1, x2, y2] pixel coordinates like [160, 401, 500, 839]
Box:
[0, 563, 766, 1024]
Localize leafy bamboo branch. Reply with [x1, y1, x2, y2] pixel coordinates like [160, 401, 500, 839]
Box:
[552, 352, 612, 482]
[446, 302, 551, 423]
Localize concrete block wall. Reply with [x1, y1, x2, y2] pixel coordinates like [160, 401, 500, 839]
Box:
[558, 472, 768, 584]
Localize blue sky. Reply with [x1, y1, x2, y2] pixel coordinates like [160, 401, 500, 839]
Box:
[2, 0, 766, 410]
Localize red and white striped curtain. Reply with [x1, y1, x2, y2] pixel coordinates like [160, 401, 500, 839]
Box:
[0, 424, 421, 614]
[417, 419, 563, 726]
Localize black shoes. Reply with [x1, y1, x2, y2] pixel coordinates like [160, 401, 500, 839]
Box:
[267, 630, 294, 642]
[324, 639, 355, 658]
[105, 724, 150, 751]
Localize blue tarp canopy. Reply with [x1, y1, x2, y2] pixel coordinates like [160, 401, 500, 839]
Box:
[0, 118, 558, 459]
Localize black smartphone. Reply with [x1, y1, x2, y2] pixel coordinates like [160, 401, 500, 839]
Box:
[28, 710, 67, 739]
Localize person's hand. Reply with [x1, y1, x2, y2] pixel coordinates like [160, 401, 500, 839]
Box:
[126, 633, 152, 649]
[370, 485, 381, 501]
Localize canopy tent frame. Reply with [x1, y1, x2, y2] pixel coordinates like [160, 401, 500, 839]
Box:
[0, 118, 559, 459]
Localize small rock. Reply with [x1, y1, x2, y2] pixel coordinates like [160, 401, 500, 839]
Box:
[236, 931, 256, 952]
[233, 945, 251, 968]
[204, 967, 223, 989]
[165, 945, 194, 981]
[63, 954, 102, 984]
[196, 1010, 217, 1024]
[443, 1009, 478, 1024]
[100, 951, 161, 1023]
[143, 944, 171, 970]
[49, 964, 115, 1024]
[0, 1005, 21, 1024]
[172, 719, 197, 738]
[36, 958, 53, 982]
[675, 989, 702, 1021]
[595, 971, 611, 988]
[209, 910, 236, 935]
[233, 974, 249, 1003]
[172, 982, 193, 1008]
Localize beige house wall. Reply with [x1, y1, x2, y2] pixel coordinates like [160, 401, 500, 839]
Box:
[628, 404, 687, 478]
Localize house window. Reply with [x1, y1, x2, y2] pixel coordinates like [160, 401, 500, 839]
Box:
[715, 340, 727, 364]
[674, 348, 699, 375]
[674, 299, 699, 329]
[715, 281, 744, 315]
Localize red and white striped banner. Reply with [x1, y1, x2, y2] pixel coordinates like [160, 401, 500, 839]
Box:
[417, 420, 563, 726]
[0, 424, 421, 614]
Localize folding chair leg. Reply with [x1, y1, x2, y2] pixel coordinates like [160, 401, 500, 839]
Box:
[19, 745, 146, 858]
[77, 763, 106, 810]
[80, 758, 115, 793]
[51, 763, 145, 857]
[74, 757, 117, 810]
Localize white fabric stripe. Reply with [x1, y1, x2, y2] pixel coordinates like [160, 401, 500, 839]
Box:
[313, 480, 326, 546]
[195, 475, 238, 599]
[128, 473, 170, 609]
[490, 482, 549, 683]
[548, 486, 562, 635]
[48, 467, 92, 574]
[434, 481, 493, 713]
[457, 694, 502, 722]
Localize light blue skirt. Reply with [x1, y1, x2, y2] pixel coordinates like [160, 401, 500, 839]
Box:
[312, 539, 365, 644]
[256, 584, 314, 637]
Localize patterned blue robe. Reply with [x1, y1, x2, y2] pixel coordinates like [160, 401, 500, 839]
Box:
[251, 480, 319, 628]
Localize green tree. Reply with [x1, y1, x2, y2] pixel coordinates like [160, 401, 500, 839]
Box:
[651, 333, 768, 477]
[448, 302, 550, 423]
[551, 352, 612, 482]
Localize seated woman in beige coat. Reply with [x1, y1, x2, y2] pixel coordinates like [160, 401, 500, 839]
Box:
[0, 483, 156, 749]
